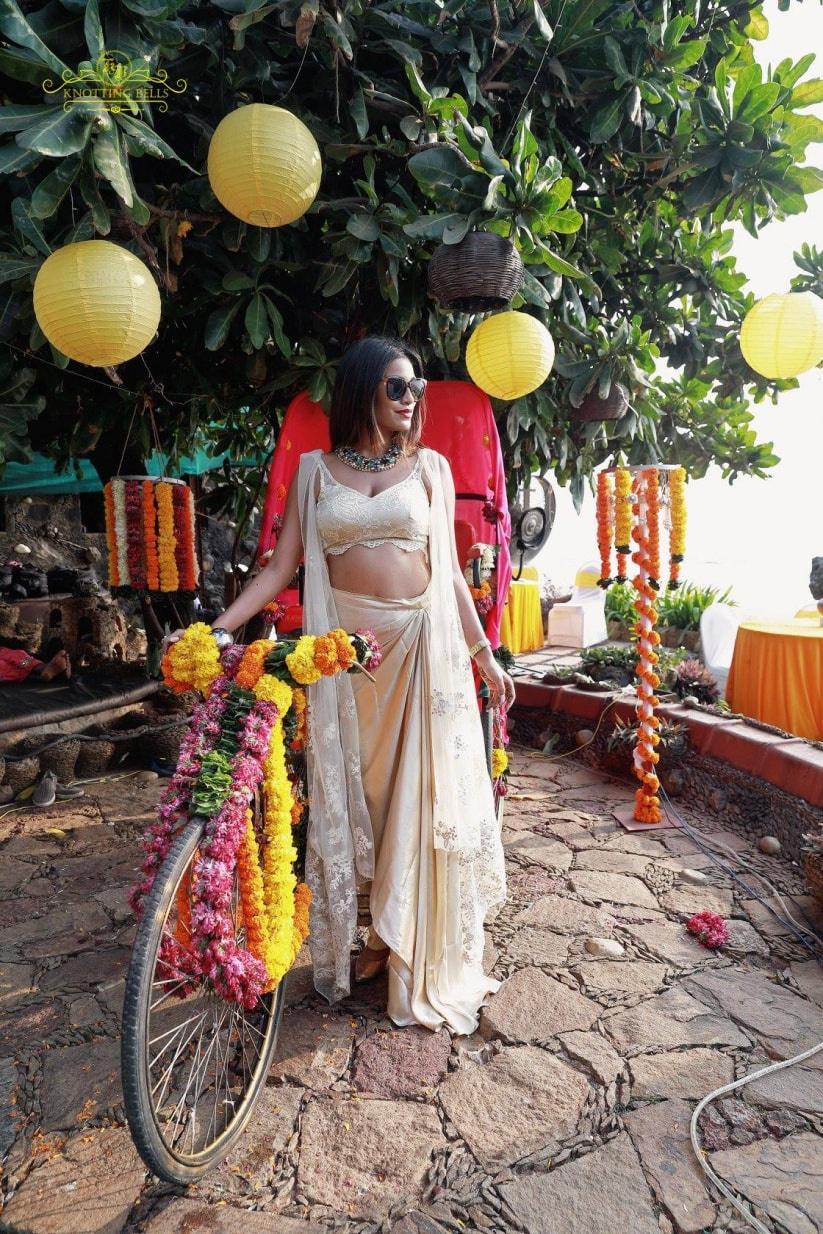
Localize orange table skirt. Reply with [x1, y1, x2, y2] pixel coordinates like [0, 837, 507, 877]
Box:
[726, 619, 823, 740]
[498, 579, 544, 654]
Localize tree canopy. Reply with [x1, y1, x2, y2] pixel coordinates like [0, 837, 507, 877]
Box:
[1, 0, 822, 513]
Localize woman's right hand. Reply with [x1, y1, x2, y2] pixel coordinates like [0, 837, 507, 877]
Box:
[161, 628, 186, 654]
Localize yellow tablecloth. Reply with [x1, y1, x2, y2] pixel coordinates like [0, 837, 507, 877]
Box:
[499, 578, 544, 654]
[726, 619, 823, 740]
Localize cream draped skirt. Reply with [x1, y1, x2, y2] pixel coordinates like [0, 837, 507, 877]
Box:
[329, 572, 500, 1035]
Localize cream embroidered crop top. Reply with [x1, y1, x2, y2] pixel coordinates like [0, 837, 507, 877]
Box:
[315, 453, 431, 559]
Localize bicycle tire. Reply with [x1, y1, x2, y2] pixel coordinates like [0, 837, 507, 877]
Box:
[121, 814, 286, 1184]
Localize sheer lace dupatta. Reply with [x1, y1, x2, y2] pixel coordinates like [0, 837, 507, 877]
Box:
[296, 446, 499, 1003]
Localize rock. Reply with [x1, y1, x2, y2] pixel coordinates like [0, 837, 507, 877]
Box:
[352, 1026, 450, 1098]
[603, 834, 668, 856]
[682, 969, 823, 1058]
[724, 919, 770, 959]
[504, 832, 574, 872]
[0, 999, 66, 1053]
[715, 1096, 766, 1146]
[267, 1007, 354, 1089]
[0, 960, 35, 1008]
[480, 968, 600, 1043]
[389, 1213, 452, 1234]
[506, 926, 570, 968]
[576, 960, 666, 997]
[0, 1056, 22, 1155]
[135, 770, 159, 783]
[575, 849, 656, 878]
[213, 1085, 302, 1194]
[575, 728, 594, 746]
[0, 901, 110, 960]
[630, 1048, 734, 1101]
[284, 942, 316, 1006]
[145, 1202, 324, 1233]
[499, 1133, 659, 1234]
[94, 887, 133, 926]
[743, 1059, 823, 1115]
[439, 1045, 589, 1171]
[788, 959, 823, 1008]
[624, 1098, 716, 1233]
[757, 835, 781, 855]
[39, 947, 131, 991]
[709, 1132, 823, 1234]
[584, 937, 625, 959]
[559, 1030, 624, 1085]
[507, 869, 563, 899]
[658, 885, 734, 918]
[603, 987, 750, 1053]
[2, 1126, 145, 1234]
[679, 868, 708, 885]
[41, 1038, 122, 1131]
[514, 896, 615, 936]
[621, 921, 713, 967]
[68, 995, 104, 1027]
[297, 1096, 446, 1221]
[567, 870, 660, 910]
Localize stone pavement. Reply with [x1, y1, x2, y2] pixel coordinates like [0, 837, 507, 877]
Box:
[2, 752, 823, 1234]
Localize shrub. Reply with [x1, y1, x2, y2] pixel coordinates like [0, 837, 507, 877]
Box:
[657, 583, 735, 632]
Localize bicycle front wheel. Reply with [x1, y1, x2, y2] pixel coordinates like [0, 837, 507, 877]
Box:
[121, 814, 286, 1184]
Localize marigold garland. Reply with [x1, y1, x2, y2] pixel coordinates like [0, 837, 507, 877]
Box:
[613, 468, 633, 584]
[103, 476, 197, 593]
[631, 469, 662, 825]
[596, 470, 614, 588]
[668, 466, 687, 589]
[155, 481, 179, 592]
[132, 621, 380, 1007]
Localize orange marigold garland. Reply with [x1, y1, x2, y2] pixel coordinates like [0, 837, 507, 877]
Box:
[173, 482, 198, 591]
[631, 468, 662, 825]
[596, 470, 615, 588]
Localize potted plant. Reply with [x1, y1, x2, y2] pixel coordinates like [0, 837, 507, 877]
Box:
[604, 581, 636, 642]
[657, 582, 734, 650]
[405, 110, 584, 311]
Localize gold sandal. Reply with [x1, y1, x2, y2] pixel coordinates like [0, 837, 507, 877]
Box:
[354, 944, 390, 983]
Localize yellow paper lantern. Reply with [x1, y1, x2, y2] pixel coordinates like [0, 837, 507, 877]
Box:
[33, 240, 161, 368]
[466, 311, 555, 400]
[740, 291, 823, 379]
[207, 104, 322, 228]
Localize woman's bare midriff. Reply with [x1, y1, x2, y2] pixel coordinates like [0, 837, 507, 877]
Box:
[326, 543, 431, 600]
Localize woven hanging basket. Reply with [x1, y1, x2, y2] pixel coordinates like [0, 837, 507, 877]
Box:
[573, 382, 629, 423]
[427, 233, 524, 313]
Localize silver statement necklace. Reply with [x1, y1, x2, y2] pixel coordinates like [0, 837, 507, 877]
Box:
[334, 440, 403, 472]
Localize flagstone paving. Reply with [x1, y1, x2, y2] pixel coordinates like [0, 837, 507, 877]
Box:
[1, 751, 823, 1234]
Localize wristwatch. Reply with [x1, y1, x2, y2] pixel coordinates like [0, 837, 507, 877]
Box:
[467, 636, 491, 659]
[211, 626, 234, 650]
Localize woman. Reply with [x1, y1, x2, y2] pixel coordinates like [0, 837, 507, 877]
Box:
[170, 336, 513, 1034]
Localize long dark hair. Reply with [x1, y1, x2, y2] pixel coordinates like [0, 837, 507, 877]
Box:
[328, 335, 427, 457]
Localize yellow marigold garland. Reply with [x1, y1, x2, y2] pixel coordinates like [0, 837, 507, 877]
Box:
[668, 466, 687, 588]
[161, 622, 222, 695]
[285, 635, 322, 684]
[491, 746, 509, 779]
[614, 467, 633, 584]
[156, 482, 179, 592]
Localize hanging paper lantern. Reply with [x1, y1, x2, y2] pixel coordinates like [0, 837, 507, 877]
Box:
[207, 104, 322, 228]
[466, 311, 555, 400]
[33, 241, 161, 367]
[104, 477, 199, 593]
[740, 291, 823, 379]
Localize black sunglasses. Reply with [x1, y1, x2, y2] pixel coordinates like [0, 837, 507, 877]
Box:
[381, 376, 427, 402]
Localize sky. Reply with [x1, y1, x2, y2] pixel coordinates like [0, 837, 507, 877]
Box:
[533, 1, 823, 618]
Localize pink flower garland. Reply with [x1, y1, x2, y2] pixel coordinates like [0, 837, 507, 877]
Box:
[128, 646, 244, 920]
[189, 698, 281, 1008]
[686, 910, 730, 950]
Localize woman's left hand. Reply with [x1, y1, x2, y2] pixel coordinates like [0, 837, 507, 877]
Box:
[474, 648, 516, 711]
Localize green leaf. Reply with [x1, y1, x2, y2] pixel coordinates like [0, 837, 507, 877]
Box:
[263, 295, 291, 358]
[538, 245, 584, 279]
[77, 152, 110, 233]
[589, 95, 624, 143]
[662, 38, 707, 70]
[0, 143, 42, 174]
[92, 122, 132, 205]
[791, 79, 823, 109]
[743, 8, 768, 40]
[30, 153, 82, 219]
[603, 36, 630, 83]
[735, 82, 781, 124]
[116, 114, 198, 172]
[205, 300, 242, 351]
[531, 0, 553, 42]
[0, 0, 72, 78]
[84, 0, 105, 58]
[350, 87, 368, 141]
[0, 254, 40, 285]
[787, 166, 823, 193]
[0, 104, 58, 135]
[245, 293, 267, 350]
[11, 197, 51, 256]
[346, 214, 380, 242]
[541, 208, 583, 234]
[402, 212, 468, 241]
[16, 107, 90, 156]
[222, 272, 255, 292]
